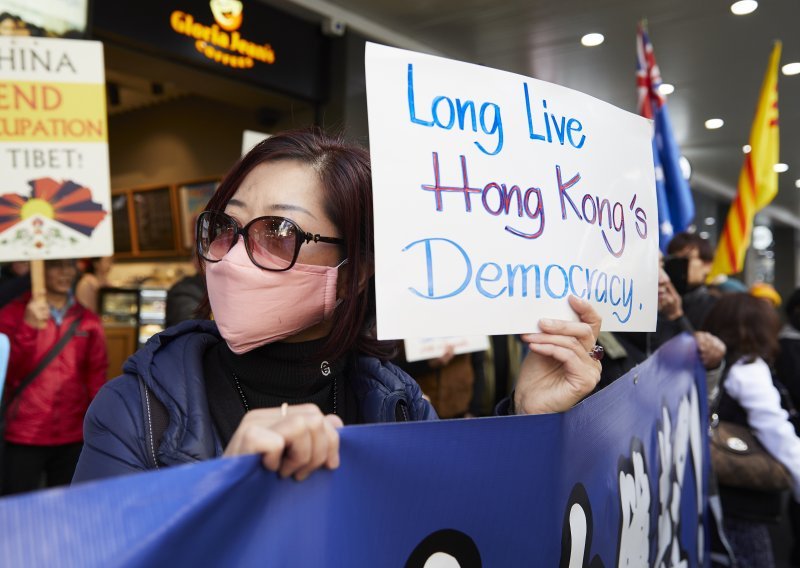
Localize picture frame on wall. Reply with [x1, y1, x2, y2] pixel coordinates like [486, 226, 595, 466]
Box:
[178, 180, 219, 250]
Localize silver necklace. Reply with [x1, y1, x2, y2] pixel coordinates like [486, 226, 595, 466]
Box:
[231, 372, 338, 416]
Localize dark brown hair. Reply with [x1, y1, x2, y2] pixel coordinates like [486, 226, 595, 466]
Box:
[702, 292, 780, 365]
[198, 127, 394, 362]
[666, 232, 714, 262]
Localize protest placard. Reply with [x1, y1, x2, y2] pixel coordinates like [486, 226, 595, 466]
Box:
[241, 129, 270, 156]
[0, 36, 111, 262]
[365, 43, 658, 339]
[403, 335, 489, 362]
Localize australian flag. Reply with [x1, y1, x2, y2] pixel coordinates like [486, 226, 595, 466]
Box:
[636, 23, 695, 252]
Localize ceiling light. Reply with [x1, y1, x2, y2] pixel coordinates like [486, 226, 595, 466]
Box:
[705, 118, 724, 130]
[795, 179, 800, 188]
[743, 144, 751, 153]
[774, 163, 789, 173]
[752, 226, 773, 250]
[730, 0, 758, 15]
[782, 62, 800, 76]
[580, 33, 604, 47]
[658, 83, 675, 96]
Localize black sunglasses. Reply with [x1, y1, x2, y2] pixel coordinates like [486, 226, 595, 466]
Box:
[196, 210, 345, 271]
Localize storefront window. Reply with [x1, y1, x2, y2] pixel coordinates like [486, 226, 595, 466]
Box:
[134, 188, 175, 252]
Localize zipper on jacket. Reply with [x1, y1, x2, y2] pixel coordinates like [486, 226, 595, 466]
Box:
[395, 399, 410, 422]
[143, 385, 159, 470]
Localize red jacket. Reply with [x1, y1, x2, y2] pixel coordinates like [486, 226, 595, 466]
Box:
[0, 293, 108, 445]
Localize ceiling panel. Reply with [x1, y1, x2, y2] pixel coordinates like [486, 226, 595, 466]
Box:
[326, 0, 800, 223]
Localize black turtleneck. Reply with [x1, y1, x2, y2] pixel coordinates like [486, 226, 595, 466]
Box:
[203, 338, 358, 447]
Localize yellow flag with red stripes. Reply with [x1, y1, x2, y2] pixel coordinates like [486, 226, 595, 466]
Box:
[709, 42, 781, 278]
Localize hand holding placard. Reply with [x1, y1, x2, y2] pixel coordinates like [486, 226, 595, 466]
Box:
[23, 291, 49, 330]
[514, 296, 602, 414]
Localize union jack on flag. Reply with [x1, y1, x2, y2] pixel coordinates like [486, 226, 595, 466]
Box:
[636, 22, 694, 252]
[637, 25, 665, 119]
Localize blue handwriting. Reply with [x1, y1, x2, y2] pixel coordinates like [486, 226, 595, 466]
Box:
[407, 63, 503, 156]
[402, 237, 637, 323]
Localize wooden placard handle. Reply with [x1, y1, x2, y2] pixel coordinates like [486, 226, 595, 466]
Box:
[30, 259, 45, 297]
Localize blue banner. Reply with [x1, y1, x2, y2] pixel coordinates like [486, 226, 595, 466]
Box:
[0, 334, 710, 567]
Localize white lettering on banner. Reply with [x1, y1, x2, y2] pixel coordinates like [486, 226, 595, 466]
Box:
[366, 42, 659, 339]
[561, 384, 705, 567]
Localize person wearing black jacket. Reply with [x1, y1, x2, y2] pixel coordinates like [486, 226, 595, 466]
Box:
[0, 262, 30, 310]
[165, 273, 206, 328]
[666, 232, 718, 330]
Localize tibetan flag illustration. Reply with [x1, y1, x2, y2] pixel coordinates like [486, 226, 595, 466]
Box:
[0, 178, 107, 252]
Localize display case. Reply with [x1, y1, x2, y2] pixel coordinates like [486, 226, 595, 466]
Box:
[99, 288, 139, 326]
[137, 288, 168, 347]
[99, 287, 169, 349]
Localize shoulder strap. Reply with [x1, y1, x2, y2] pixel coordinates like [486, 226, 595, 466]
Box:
[1, 315, 83, 415]
[138, 377, 169, 469]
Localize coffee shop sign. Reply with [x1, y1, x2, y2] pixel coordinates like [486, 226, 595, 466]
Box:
[169, 0, 276, 70]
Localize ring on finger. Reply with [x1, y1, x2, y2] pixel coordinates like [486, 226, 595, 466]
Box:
[588, 345, 604, 361]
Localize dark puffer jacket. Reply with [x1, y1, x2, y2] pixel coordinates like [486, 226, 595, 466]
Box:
[73, 320, 436, 483]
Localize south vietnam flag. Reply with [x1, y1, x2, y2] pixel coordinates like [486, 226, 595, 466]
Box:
[709, 42, 781, 278]
[0, 178, 107, 237]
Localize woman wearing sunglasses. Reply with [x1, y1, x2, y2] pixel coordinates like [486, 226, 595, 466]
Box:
[73, 129, 602, 483]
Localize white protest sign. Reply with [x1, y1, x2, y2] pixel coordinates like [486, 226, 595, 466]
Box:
[0, 37, 112, 261]
[404, 335, 490, 363]
[242, 129, 270, 156]
[365, 43, 658, 340]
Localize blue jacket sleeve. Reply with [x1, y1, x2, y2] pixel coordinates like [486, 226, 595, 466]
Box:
[383, 361, 438, 421]
[408, 377, 437, 421]
[72, 375, 151, 484]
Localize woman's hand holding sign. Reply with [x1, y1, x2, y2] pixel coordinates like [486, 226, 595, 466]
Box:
[514, 295, 602, 415]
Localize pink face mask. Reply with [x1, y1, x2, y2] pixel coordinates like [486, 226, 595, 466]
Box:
[206, 241, 345, 354]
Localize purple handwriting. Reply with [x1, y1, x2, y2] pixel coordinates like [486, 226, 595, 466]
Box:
[420, 153, 647, 257]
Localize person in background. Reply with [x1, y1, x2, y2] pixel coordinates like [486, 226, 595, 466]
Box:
[75, 257, 113, 314]
[703, 293, 800, 568]
[395, 346, 488, 418]
[73, 129, 603, 484]
[0, 262, 31, 309]
[0, 259, 108, 494]
[598, 254, 726, 393]
[0, 261, 29, 285]
[165, 255, 206, 328]
[776, 288, 800, 567]
[0, 13, 26, 36]
[666, 231, 718, 329]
